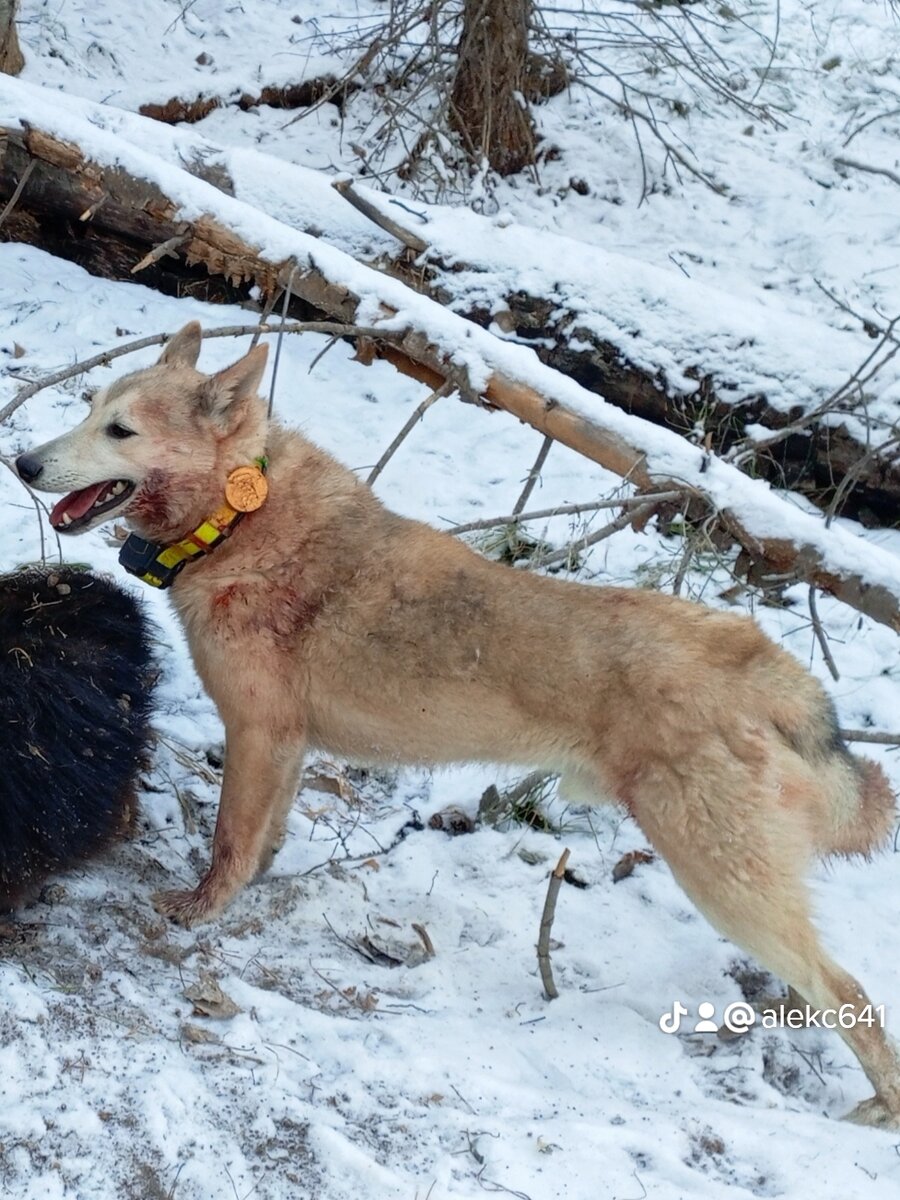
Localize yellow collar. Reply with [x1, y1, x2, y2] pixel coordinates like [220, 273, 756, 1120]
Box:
[119, 457, 268, 589]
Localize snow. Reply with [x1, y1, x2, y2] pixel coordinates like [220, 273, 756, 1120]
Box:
[1, 3, 900, 1198]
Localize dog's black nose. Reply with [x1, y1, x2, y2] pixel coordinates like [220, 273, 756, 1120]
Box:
[15, 454, 44, 484]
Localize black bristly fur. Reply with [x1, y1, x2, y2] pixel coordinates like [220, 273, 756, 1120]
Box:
[0, 567, 155, 910]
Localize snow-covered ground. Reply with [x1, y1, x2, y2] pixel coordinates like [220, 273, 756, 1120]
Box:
[1, 3, 900, 1198]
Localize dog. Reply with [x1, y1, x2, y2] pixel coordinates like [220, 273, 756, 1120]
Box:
[0, 566, 154, 909]
[15, 321, 900, 1127]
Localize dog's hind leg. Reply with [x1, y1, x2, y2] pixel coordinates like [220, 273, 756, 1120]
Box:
[154, 721, 306, 927]
[632, 775, 900, 1128]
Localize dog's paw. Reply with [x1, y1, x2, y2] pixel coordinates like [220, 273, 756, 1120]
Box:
[843, 1096, 900, 1130]
[152, 886, 217, 928]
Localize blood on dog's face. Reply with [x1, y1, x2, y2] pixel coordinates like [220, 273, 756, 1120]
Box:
[16, 323, 268, 541]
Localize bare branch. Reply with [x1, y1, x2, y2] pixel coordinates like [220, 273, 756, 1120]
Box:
[512, 435, 553, 517]
[449, 490, 686, 535]
[840, 729, 900, 746]
[0, 156, 33, 228]
[366, 381, 454, 486]
[538, 848, 571, 1001]
[808, 585, 840, 682]
[529, 501, 659, 569]
[0, 321, 389, 426]
[331, 177, 429, 253]
[835, 155, 900, 189]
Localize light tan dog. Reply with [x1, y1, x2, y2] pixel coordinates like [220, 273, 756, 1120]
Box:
[17, 322, 900, 1126]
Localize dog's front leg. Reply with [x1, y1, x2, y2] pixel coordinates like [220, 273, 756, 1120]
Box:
[154, 720, 305, 927]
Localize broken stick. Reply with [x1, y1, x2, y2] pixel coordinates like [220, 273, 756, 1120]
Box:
[538, 848, 571, 1001]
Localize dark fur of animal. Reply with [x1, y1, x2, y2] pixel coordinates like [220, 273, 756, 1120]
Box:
[0, 566, 154, 909]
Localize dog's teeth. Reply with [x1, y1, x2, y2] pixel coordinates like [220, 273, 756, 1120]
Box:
[112, 482, 126, 495]
[61, 513, 72, 526]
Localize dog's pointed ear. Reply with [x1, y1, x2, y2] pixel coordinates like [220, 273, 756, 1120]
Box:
[159, 321, 202, 368]
[198, 343, 268, 427]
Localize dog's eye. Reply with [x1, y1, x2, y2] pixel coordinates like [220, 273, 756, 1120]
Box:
[106, 422, 136, 440]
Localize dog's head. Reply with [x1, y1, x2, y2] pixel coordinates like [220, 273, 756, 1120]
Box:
[16, 323, 269, 542]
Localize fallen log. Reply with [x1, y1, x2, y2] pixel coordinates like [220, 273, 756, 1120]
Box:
[6, 77, 899, 527]
[139, 75, 353, 125]
[1, 82, 899, 632]
[328, 180, 900, 528]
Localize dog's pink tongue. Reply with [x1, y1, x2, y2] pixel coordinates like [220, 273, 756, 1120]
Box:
[50, 482, 108, 525]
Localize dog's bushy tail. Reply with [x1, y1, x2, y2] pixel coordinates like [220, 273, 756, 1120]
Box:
[781, 689, 896, 858]
[826, 752, 896, 858]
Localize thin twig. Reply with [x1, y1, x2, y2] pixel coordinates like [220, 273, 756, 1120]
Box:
[537, 848, 571, 1001]
[0, 457, 63, 564]
[307, 334, 341, 374]
[671, 535, 695, 597]
[0, 158, 36, 229]
[512, 435, 553, 517]
[249, 287, 283, 349]
[843, 107, 900, 149]
[366, 381, 453, 486]
[577, 77, 728, 195]
[530, 501, 657, 569]
[813, 279, 900, 346]
[268, 262, 297, 419]
[808, 585, 840, 681]
[835, 155, 900, 189]
[839, 729, 900, 746]
[0, 321, 399, 426]
[727, 310, 900, 465]
[449, 490, 685, 536]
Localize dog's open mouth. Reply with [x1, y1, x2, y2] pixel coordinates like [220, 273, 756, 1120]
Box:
[49, 480, 135, 533]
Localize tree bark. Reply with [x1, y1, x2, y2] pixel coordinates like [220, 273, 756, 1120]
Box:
[0, 0, 24, 76]
[449, 0, 536, 176]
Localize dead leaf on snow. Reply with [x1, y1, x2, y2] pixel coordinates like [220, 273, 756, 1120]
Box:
[183, 971, 242, 1019]
[350, 921, 434, 969]
[303, 762, 359, 804]
[612, 848, 655, 883]
[181, 1022, 221, 1045]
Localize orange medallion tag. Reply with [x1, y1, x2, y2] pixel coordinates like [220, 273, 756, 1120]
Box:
[225, 465, 269, 512]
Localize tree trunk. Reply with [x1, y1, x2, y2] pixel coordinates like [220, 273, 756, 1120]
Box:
[0, 0, 23, 76]
[449, 0, 535, 176]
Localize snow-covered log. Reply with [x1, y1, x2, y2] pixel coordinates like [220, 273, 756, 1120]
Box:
[1, 76, 899, 631]
[334, 185, 900, 529]
[3, 78, 898, 527]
